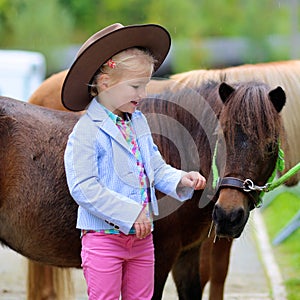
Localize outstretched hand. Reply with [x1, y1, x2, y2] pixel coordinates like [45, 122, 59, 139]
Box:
[180, 171, 206, 190]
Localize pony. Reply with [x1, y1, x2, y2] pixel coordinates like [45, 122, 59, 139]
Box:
[0, 79, 286, 300]
[27, 61, 300, 299]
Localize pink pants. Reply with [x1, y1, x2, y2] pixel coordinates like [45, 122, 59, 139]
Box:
[81, 232, 155, 300]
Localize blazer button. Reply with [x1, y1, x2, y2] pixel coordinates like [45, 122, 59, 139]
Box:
[151, 181, 154, 187]
[105, 220, 115, 227]
[114, 225, 120, 230]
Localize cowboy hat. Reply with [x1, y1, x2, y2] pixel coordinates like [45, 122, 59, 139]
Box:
[61, 23, 171, 111]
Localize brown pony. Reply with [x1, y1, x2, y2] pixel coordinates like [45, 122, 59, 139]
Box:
[27, 61, 300, 300]
[1, 79, 286, 300]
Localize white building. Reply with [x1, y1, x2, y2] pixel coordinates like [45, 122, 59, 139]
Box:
[0, 50, 46, 101]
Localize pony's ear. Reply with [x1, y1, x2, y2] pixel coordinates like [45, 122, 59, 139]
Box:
[219, 82, 235, 103]
[268, 86, 286, 113]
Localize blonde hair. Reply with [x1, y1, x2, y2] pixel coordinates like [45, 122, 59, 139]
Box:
[90, 47, 156, 97]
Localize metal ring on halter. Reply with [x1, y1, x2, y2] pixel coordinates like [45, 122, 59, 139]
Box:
[243, 179, 270, 193]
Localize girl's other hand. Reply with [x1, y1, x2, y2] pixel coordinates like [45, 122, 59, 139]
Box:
[134, 208, 151, 239]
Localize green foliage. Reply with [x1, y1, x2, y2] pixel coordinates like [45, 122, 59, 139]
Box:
[262, 191, 300, 300]
[59, 0, 151, 38]
[0, 0, 74, 74]
[0, 0, 297, 72]
[0, 0, 73, 48]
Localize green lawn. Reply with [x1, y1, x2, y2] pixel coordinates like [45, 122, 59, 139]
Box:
[262, 188, 300, 300]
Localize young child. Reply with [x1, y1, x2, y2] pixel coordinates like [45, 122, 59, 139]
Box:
[62, 23, 206, 300]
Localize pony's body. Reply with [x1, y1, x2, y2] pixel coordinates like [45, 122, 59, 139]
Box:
[1, 78, 286, 299]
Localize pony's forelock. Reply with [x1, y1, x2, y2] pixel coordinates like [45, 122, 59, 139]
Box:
[219, 82, 282, 153]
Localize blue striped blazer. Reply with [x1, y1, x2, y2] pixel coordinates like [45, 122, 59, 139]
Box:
[64, 99, 193, 234]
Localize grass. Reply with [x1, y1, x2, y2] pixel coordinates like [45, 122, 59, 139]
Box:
[262, 189, 300, 300]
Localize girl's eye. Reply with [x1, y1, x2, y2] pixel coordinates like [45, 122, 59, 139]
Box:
[131, 85, 139, 89]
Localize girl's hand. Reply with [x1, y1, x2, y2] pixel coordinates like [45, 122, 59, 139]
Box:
[134, 208, 152, 239]
[180, 171, 206, 190]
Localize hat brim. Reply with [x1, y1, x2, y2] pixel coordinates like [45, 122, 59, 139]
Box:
[61, 24, 171, 111]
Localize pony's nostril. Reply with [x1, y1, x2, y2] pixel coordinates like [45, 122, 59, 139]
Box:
[213, 204, 225, 222]
[230, 208, 244, 225]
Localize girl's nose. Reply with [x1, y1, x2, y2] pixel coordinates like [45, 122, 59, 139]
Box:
[139, 88, 147, 99]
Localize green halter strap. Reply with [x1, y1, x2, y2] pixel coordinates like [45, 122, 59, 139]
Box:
[259, 142, 285, 197]
[267, 160, 300, 192]
[212, 141, 219, 189]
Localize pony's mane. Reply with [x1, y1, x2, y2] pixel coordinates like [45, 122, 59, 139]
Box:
[146, 80, 222, 126]
[218, 81, 282, 153]
[141, 80, 224, 173]
[146, 80, 283, 154]
[147, 79, 283, 160]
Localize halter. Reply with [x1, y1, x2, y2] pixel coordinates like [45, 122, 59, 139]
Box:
[211, 140, 285, 210]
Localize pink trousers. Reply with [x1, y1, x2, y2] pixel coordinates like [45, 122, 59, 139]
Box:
[81, 232, 154, 300]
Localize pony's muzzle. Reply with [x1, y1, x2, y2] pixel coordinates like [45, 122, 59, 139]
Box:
[212, 204, 246, 238]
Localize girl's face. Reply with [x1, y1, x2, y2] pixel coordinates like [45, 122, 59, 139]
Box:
[97, 64, 152, 117]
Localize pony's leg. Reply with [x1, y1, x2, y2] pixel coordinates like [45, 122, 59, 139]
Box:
[208, 238, 233, 300]
[27, 261, 55, 300]
[27, 260, 74, 300]
[172, 243, 202, 300]
[171, 237, 233, 300]
[199, 237, 213, 291]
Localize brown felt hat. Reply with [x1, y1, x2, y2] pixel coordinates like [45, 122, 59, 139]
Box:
[61, 23, 171, 111]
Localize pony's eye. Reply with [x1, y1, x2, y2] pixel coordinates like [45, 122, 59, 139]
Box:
[265, 143, 277, 156]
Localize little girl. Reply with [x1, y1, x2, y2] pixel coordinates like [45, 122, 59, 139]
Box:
[62, 23, 206, 300]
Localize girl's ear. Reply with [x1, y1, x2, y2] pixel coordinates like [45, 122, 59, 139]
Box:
[97, 74, 110, 91]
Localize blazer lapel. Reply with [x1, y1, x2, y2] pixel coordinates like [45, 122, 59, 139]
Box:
[87, 99, 132, 153]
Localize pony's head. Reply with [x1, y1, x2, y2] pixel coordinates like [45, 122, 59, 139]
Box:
[212, 81, 286, 238]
